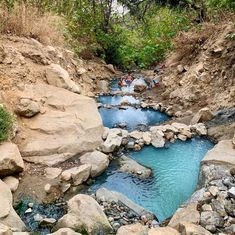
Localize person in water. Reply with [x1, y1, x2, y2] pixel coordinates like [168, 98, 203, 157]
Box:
[119, 72, 134, 86]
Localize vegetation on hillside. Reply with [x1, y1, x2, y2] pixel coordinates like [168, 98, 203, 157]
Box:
[0, 106, 14, 142]
[0, 0, 234, 69]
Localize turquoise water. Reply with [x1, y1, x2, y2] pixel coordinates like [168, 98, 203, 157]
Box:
[90, 138, 213, 221]
[97, 95, 140, 105]
[99, 107, 169, 130]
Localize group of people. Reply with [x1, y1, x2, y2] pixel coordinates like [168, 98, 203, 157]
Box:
[118, 72, 160, 89]
[118, 72, 134, 87]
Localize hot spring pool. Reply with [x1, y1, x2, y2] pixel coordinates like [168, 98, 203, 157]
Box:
[99, 107, 169, 130]
[97, 95, 140, 105]
[89, 138, 214, 221]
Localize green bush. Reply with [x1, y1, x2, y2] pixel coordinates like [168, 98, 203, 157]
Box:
[0, 106, 14, 142]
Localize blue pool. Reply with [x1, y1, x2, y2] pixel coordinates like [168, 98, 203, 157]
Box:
[99, 107, 169, 130]
[97, 95, 140, 105]
[89, 138, 214, 221]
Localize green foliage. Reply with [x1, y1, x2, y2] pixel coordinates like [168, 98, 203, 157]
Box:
[206, 0, 235, 10]
[0, 106, 13, 142]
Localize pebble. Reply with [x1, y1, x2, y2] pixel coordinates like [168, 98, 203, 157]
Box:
[44, 183, 52, 193]
[228, 187, 235, 199]
[208, 186, 219, 196]
[25, 208, 32, 214]
[61, 171, 72, 181]
[202, 204, 213, 211]
[39, 218, 56, 226]
[28, 202, 34, 208]
[34, 213, 43, 222]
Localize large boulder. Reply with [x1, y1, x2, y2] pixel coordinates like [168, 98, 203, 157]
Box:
[14, 84, 103, 166]
[117, 223, 149, 235]
[45, 63, 81, 94]
[61, 164, 91, 185]
[178, 222, 212, 235]
[14, 98, 40, 118]
[0, 180, 26, 231]
[201, 140, 235, 166]
[118, 156, 151, 179]
[49, 228, 81, 235]
[148, 227, 180, 235]
[151, 131, 165, 148]
[79, 151, 109, 178]
[168, 203, 200, 229]
[0, 143, 24, 177]
[100, 129, 122, 153]
[96, 188, 154, 218]
[191, 107, 214, 125]
[55, 194, 112, 235]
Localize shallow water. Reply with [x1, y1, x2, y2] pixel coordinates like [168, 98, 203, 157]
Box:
[99, 107, 169, 130]
[111, 78, 148, 93]
[97, 95, 140, 105]
[89, 138, 214, 221]
[15, 199, 66, 234]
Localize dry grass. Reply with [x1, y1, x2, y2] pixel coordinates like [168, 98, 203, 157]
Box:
[0, 3, 65, 46]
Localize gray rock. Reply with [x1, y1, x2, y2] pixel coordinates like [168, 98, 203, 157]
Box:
[228, 187, 235, 199]
[15, 98, 40, 117]
[118, 156, 151, 179]
[96, 188, 154, 219]
[200, 211, 224, 228]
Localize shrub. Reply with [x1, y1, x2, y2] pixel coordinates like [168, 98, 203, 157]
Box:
[0, 105, 14, 142]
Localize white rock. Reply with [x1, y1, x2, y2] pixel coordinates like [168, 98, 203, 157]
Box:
[46, 63, 81, 94]
[44, 184, 52, 193]
[0, 142, 24, 177]
[3, 176, 19, 192]
[61, 171, 71, 181]
[62, 164, 91, 186]
[143, 132, 151, 145]
[151, 131, 165, 148]
[80, 151, 109, 178]
[48, 228, 82, 235]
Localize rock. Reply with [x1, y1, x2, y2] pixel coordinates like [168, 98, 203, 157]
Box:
[79, 151, 109, 178]
[46, 63, 81, 94]
[61, 171, 71, 181]
[48, 228, 82, 235]
[134, 84, 147, 92]
[211, 199, 226, 217]
[33, 214, 43, 222]
[177, 134, 187, 141]
[143, 132, 151, 145]
[0, 223, 12, 235]
[76, 67, 87, 75]
[228, 187, 235, 199]
[0, 142, 24, 177]
[225, 224, 235, 234]
[39, 218, 56, 226]
[200, 211, 224, 228]
[151, 131, 165, 148]
[55, 194, 112, 235]
[100, 129, 122, 153]
[178, 222, 213, 235]
[116, 223, 149, 235]
[2, 176, 19, 192]
[168, 203, 200, 229]
[208, 186, 219, 197]
[191, 108, 215, 125]
[62, 164, 91, 186]
[15, 98, 40, 117]
[118, 156, 151, 179]
[105, 64, 116, 73]
[44, 168, 62, 179]
[148, 227, 180, 235]
[102, 127, 109, 140]
[96, 80, 109, 93]
[0, 180, 26, 231]
[44, 184, 52, 193]
[201, 140, 235, 166]
[191, 123, 207, 136]
[177, 64, 185, 74]
[202, 204, 212, 211]
[96, 188, 154, 219]
[232, 134, 235, 148]
[17, 84, 103, 166]
[129, 131, 143, 140]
